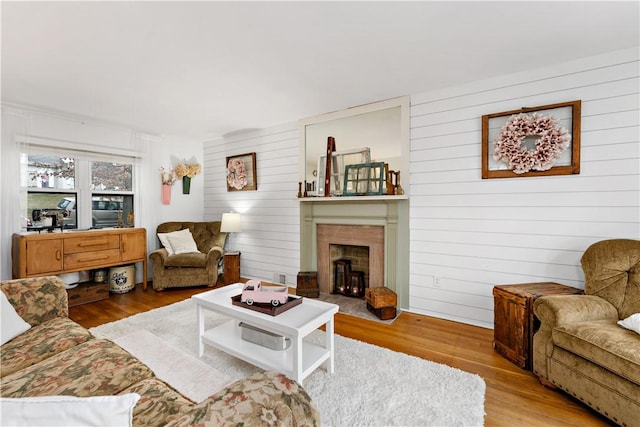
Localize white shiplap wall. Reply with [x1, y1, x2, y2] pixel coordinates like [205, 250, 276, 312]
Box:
[408, 47, 640, 328]
[203, 123, 301, 285]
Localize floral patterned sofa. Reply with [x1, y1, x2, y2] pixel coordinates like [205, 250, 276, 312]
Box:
[0, 276, 320, 426]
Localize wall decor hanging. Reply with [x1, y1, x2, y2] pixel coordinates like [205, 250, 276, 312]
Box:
[481, 100, 581, 179]
[175, 161, 201, 194]
[160, 167, 177, 204]
[226, 152, 257, 191]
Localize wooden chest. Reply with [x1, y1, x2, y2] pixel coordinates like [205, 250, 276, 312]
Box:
[67, 282, 109, 307]
[365, 287, 397, 320]
[365, 286, 397, 308]
[296, 271, 319, 298]
[493, 282, 583, 370]
[366, 304, 397, 320]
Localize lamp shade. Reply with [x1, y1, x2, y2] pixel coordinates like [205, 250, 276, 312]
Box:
[221, 212, 242, 233]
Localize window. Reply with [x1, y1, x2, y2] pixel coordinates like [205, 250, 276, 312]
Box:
[22, 150, 135, 230]
[91, 161, 134, 228]
[91, 161, 132, 191]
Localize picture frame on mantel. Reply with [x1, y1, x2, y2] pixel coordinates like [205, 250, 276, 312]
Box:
[481, 100, 581, 179]
[226, 152, 257, 191]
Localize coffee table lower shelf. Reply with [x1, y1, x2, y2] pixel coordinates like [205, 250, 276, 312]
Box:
[202, 321, 330, 382]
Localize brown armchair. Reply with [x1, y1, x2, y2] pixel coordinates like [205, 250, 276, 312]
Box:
[149, 222, 227, 291]
[533, 239, 640, 426]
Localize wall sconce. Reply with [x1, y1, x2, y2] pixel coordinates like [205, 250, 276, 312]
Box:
[221, 212, 242, 251]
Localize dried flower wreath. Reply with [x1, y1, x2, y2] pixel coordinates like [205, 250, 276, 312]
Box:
[493, 112, 571, 174]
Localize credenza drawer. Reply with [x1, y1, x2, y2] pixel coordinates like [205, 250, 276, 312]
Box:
[64, 235, 120, 254]
[64, 249, 121, 269]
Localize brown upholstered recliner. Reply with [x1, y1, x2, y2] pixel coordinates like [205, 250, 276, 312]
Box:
[533, 239, 640, 427]
[149, 222, 227, 291]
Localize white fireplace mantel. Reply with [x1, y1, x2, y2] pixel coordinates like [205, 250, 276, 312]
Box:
[299, 195, 409, 203]
[299, 197, 409, 309]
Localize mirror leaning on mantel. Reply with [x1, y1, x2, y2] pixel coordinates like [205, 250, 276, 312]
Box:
[299, 96, 410, 197]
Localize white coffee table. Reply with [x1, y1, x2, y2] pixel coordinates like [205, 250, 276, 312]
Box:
[193, 283, 339, 385]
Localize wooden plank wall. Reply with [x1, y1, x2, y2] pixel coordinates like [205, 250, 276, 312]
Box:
[202, 47, 638, 328]
[202, 123, 301, 285]
[408, 47, 640, 328]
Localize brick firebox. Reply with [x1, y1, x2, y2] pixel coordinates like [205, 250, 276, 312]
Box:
[317, 224, 384, 294]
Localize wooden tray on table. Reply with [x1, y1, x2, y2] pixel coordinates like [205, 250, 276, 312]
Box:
[231, 294, 302, 316]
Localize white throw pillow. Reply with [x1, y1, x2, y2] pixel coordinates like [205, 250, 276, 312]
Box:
[1, 291, 31, 345]
[166, 228, 200, 254]
[618, 313, 640, 335]
[0, 393, 140, 427]
[157, 232, 176, 256]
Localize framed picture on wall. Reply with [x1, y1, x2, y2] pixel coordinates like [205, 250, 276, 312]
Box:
[226, 152, 257, 191]
[481, 100, 581, 179]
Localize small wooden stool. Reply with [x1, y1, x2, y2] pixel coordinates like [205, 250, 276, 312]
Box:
[365, 287, 397, 320]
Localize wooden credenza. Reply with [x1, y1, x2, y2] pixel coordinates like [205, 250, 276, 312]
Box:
[12, 228, 148, 305]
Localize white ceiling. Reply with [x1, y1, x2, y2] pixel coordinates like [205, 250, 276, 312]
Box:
[2, 1, 639, 141]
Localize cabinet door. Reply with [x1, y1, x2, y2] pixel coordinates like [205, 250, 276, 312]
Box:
[26, 239, 63, 275]
[121, 230, 146, 262]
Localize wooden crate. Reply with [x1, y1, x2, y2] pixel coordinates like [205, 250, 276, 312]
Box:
[297, 271, 318, 289]
[297, 289, 320, 298]
[67, 282, 109, 307]
[493, 282, 583, 370]
[366, 303, 396, 320]
[365, 287, 397, 320]
[297, 271, 319, 298]
[365, 286, 397, 308]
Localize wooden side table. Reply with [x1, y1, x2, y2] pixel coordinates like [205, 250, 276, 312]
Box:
[493, 282, 583, 370]
[223, 252, 241, 285]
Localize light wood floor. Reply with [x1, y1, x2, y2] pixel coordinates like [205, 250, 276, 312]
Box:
[69, 284, 615, 427]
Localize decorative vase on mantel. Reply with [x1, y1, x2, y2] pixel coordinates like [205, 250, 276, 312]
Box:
[162, 184, 172, 205]
[182, 176, 191, 194]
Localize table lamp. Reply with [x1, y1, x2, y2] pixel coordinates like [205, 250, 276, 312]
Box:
[221, 212, 242, 251]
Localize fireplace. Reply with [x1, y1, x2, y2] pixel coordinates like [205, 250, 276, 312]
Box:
[299, 197, 408, 305]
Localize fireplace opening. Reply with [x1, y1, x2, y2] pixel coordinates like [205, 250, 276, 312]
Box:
[331, 244, 369, 297]
[316, 223, 384, 294]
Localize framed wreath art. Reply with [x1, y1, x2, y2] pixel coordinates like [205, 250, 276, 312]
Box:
[481, 100, 581, 179]
[226, 152, 257, 191]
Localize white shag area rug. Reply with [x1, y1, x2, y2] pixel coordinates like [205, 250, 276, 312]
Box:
[90, 299, 486, 426]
